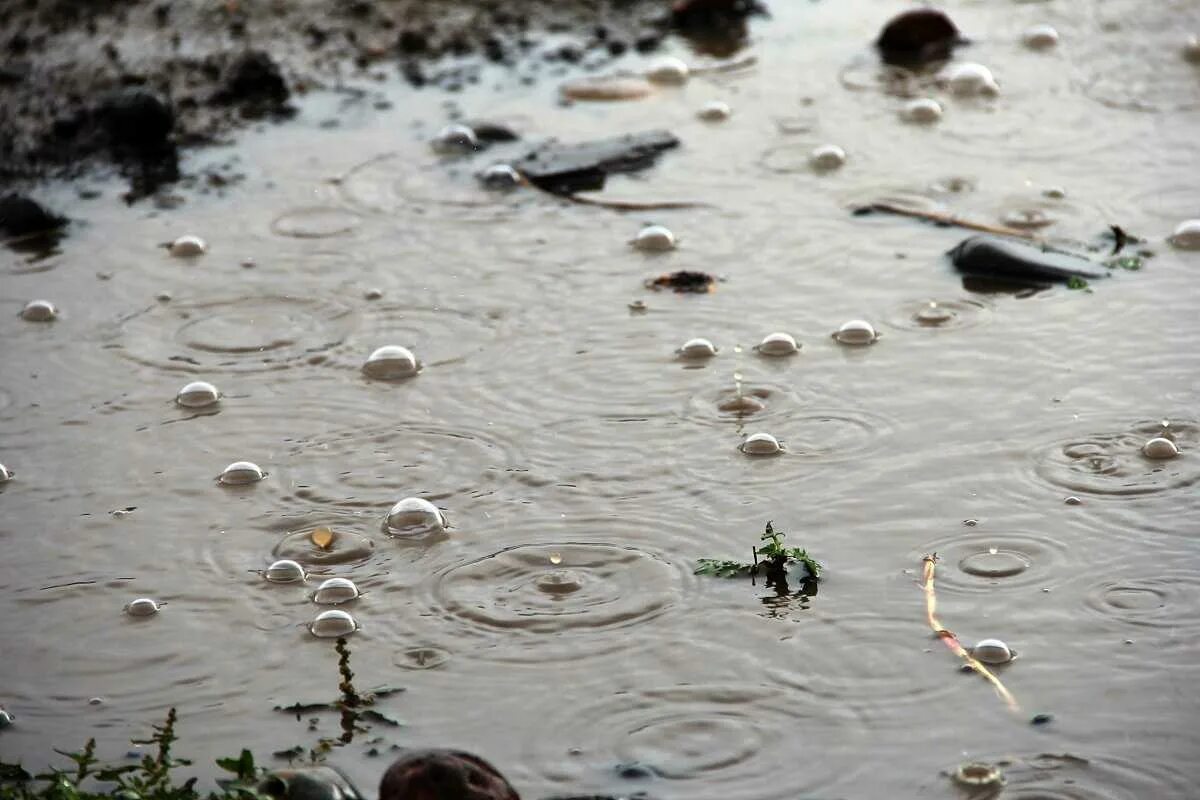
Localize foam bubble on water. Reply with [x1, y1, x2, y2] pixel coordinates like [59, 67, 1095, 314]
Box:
[310, 609, 358, 638]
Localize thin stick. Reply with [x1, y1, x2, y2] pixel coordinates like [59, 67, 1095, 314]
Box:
[526, 181, 711, 211]
[921, 554, 1020, 712]
[857, 202, 1038, 240]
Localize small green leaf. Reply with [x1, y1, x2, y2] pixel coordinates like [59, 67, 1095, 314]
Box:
[1066, 276, 1089, 290]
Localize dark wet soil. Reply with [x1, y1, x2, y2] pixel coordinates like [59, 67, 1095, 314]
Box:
[0, 0, 742, 200]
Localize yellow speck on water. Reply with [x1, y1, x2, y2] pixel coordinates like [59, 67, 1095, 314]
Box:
[549, 552, 563, 565]
[311, 526, 335, 550]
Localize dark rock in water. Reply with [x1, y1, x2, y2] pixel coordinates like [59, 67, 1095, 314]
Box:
[949, 235, 1107, 287]
[466, 121, 520, 143]
[671, 0, 766, 56]
[876, 8, 963, 65]
[646, 269, 716, 294]
[95, 87, 174, 151]
[515, 130, 679, 195]
[0, 193, 66, 238]
[216, 51, 291, 111]
[379, 749, 519, 800]
[258, 766, 365, 800]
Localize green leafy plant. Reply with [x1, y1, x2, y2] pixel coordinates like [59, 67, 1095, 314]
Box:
[1066, 276, 1090, 290]
[696, 521, 823, 582]
[1105, 254, 1143, 271]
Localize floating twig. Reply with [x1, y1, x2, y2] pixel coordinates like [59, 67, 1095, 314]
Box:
[854, 201, 1038, 240]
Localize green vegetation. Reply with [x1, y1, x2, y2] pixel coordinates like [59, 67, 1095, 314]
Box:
[695, 521, 823, 581]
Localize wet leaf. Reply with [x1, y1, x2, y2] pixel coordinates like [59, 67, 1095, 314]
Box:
[310, 526, 334, 550]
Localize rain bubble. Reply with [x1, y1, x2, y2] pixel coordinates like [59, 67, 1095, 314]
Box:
[265, 559, 307, 584]
[385, 497, 446, 536]
[20, 299, 57, 322]
[1168, 219, 1200, 250]
[125, 598, 160, 617]
[633, 224, 676, 252]
[310, 609, 358, 638]
[741, 432, 782, 456]
[1142, 437, 1180, 460]
[718, 395, 767, 415]
[902, 98, 943, 123]
[175, 380, 220, 409]
[941, 62, 999, 97]
[809, 144, 846, 171]
[1065, 496, 1082, 505]
[536, 569, 585, 595]
[1022, 24, 1059, 50]
[970, 638, 1015, 664]
[833, 319, 878, 345]
[0, 464, 12, 483]
[479, 163, 522, 190]
[645, 56, 689, 85]
[1185, 35, 1200, 64]
[364, 288, 384, 300]
[960, 550, 1028, 578]
[219, 460, 265, 485]
[914, 301, 955, 326]
[169, 235, 208, 258]
[755, 332, 799, 356]
[313, 577, 360, 605]
[677, 337, 718, 359]
[0, 710, 13, 728]
[363, 345, 421, 380]
[697, 100, 732, 121]
[432, 124, 478, 154]
[549, 551, 563, 565]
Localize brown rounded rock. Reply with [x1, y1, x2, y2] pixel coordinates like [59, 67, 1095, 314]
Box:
[380, 750, 520, 800]
[876, 8, 962, 65]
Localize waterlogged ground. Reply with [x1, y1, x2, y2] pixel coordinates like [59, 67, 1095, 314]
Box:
[2, 0, 1199, 797]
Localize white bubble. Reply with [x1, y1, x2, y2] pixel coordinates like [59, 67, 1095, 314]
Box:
[310, 609, 358, 638]
[265, 559, 307, 584]
[364, 288, 384, 300]
[176, 380, 220, 408]
[125, 598, 160, 617]
[645, 56, 689, 85]
[902, 98, 943, 124]
[0, 463, 12, 483]
[386, 497, 446, 535]
[1142, 437, 1180, 460]
[20, 299, 57, 322]
[1022, 24, 1059, 50]
[219, 460, 265, 485]
[633, 224, 676, 252]
[678, 337, 718, 359]
[169, 235, 208, 258]
[432, 124, 478, 154]
[1168, 219, 1200, 250]
[809, 144, 846, 171]
[941, 63, 1000, 97]
[480, 163, 522, 190]
[970, 638, 1015, 664]
[833, 319, 879, 345]
[1185, 35, 1200, 63]
[697, 100, 732, 121]
[363, 345, 420, 380]
[756, 332, 799, 356]
[741, 432, 782, 455]
[313, 577, 360, 605]
[0, 710, 14, 728]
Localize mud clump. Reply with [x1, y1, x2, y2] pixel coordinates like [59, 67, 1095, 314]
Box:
[646, 270, 717, 293]
[214, 51, 293, 117]
[876, 8, 964, 65]
[0, 193, 67, 239]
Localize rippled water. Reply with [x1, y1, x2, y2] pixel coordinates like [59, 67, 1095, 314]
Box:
[2, 0, 1198, 797]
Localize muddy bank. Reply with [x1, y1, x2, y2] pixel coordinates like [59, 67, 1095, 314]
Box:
[0, 0, 761, 200]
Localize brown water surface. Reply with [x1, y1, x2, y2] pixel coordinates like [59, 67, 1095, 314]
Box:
[2, 0, 1199, 797]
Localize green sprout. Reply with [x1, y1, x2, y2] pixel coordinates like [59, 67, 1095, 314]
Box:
[695, 521, 822, 581]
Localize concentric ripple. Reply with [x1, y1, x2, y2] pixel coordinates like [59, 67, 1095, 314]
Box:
[882, 298, 991, 332]
[928, 751, 1193, 799]
[682, 380, 816, 425]
[1033, 417, 1199, 496]
[1082, 570, 1200, 634]
[107, 296, 358, 374]
[914, 531, 1069, 594]
[324, 303, 503, 373]
[529, 682, 857, 800]
[270, 206, 363, 239]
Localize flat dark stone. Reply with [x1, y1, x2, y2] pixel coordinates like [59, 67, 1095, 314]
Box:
[876, 8, 963, 66]
[0, 193, 67, 238]
[515, 130, 680, 195]
[949, 235, 1107, 286]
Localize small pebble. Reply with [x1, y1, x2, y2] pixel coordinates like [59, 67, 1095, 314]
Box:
[310, 609, 358, 638]
[1043, 186, 1067, 199]
[125, 598, 160, 617]
[756, 332, 799, 356]
[1168, 219, 1200, 250]
[1022, 24, 1059, 50]
[1064, 496, 1082, 505]
[633, 224, 676, 252]
[677, 337, 718, 359]
[832, 319, 878, 345]
[1030, 713, 1054, 726]
[644, 56, 689, 84]
[168, 235, 208, 258]
[479, 163, 522, 190]
[941, 62, 1000, 97]
[1142, 437, 1180, 459]
[363, 345, 421, 380]
[386, 497, 446, 535]
[0, 464, 12, 483]
[741, 432, 782, 455]
[1183, 34, 1200, 63]
[364, 288, 384, 300]
[20, 299, 58, 322]
[902, 98, 943, 123]
[176, 380, 220, 409]
[219, 460, 265, 485]
[809, 144, 846, 171]
[432, 124, 478, 154]
[697, 100, 732, 121]
[156, 291, 173, 303]
[265, 559, 306, 584]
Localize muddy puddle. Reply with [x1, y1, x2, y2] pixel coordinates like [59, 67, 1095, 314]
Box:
[2, 0, 1198, 797]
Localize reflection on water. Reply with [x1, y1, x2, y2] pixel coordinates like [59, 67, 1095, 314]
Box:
[1, 0, 1198, 796]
